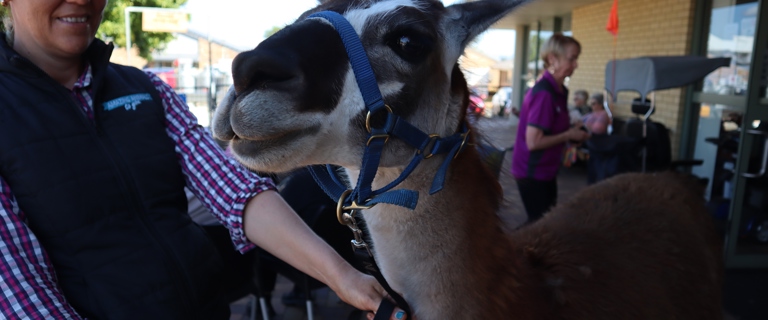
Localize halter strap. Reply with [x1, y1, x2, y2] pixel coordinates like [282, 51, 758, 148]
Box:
[306, 10, 471, 319]
[307, 10, 468, 210]
[308, 11, 387, 114]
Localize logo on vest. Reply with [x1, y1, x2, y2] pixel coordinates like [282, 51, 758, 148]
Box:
[103, 94, 153, 111]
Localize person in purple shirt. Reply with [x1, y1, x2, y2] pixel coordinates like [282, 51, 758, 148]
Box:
[511, 34, 590, 223]
[0, 1, 405, 319]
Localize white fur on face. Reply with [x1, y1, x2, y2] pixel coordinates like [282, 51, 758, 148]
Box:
[379, 81, 405, 97]
[345, 0, 425, 32]
[345, 0, 454, 97]
[315, 2, 415, 127]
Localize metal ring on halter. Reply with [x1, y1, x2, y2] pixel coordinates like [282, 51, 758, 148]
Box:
[454, 129, 472, 159]
[417, 134, 441, 159]
[367, 134, 390, 146]
[335, 189, 375, 225]
[365, 104, 393, 133]
[336, 190, 354, 225]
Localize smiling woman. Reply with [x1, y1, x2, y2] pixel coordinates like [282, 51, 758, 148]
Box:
[3, 0, 106, 88]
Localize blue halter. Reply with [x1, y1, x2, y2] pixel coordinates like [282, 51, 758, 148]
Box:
[306, 10, 469, 213]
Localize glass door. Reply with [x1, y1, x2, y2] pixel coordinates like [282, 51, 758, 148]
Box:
[691, 0, 757, 203]
[689, 0, 768, 267]
[724, 0, 768, 267]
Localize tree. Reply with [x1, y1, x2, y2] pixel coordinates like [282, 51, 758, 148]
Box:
[0, 7, 8, 33]
[99, 0, 188, 60]
[264, 26, 283, 39]
[528, 33, 550, 63]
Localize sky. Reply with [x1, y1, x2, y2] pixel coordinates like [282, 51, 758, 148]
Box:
[182, 0, 516, 61]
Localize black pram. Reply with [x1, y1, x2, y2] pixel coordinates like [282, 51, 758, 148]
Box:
[586, 56, 730, 184]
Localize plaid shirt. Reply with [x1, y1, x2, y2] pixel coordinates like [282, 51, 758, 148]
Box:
[0, 65, 275, 319]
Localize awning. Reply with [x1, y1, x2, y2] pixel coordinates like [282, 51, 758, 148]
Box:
[604, 56, 731, 102]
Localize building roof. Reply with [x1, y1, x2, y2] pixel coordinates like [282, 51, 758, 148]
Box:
[483, 0, 603, 29]
[182, 29, 251, 52]
[461, 47, 498, 69]
[493, 59, 514, 71]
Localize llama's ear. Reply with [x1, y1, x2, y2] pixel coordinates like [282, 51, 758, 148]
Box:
[442, 0, 530, 61]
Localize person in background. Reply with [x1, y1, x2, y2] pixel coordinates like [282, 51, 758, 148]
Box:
[571, 89, 591, 118]
[582, 92, 611, 135]
[511, 34, 590, 223]
[0, 1, 403, 319]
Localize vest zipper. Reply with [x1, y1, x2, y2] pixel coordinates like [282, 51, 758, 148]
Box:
[17, 43, 198, 312]
[58, 88, 196, 315]
[96, 136, 197, 315]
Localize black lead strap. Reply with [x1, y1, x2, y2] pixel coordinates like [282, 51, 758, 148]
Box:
[335, 203, 411, 319]
[352, 239, 411, 319]
[374, 299, 397, 320]
[366, 265, 408, 319]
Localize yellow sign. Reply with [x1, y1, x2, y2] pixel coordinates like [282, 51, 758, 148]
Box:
[142, 11, 188, 33]
[700, 104, 711, 118]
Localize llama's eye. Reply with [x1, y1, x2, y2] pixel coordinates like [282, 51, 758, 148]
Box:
[387, 32, 432, 63]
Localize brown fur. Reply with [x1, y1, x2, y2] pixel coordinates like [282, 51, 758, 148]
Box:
[497, 172, 722, 319]
[381, 142, 723, 319]
[212, 1, 724, 318]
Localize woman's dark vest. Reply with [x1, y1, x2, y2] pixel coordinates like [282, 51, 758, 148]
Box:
[0, 37, 228, 319]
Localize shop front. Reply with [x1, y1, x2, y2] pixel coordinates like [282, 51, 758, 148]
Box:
[687, 0, 768, 268]
[497, 0, 768, 268]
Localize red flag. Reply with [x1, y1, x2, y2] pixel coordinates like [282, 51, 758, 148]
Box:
[606, 0, 619, 36]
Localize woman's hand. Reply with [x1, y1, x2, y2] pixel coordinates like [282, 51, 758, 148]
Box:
[242, 191, 406, 319]
[565, 126, 590, 143]
[329, 263, 408, 320]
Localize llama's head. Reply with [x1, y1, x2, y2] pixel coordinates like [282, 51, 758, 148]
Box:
[213, 0, 528, 172]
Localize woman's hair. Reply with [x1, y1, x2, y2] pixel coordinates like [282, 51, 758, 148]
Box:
[1, 6, 12, 45]
[540, 33, 581, 70]
[574, 90, 588, 101]
[590, 92, 604, 106]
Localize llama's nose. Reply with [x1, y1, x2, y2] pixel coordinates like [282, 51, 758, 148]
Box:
[231, 48, 301, 94]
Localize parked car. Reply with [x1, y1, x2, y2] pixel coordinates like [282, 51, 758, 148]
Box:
[468, 92, 485, 116]
[490, 87, 513, 118]
[143, 67, 178, 89]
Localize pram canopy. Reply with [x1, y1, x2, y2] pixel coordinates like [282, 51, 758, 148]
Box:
[604, 56, 731, 102]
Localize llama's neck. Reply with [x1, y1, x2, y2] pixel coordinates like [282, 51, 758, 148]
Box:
[344, 149, 511, 318]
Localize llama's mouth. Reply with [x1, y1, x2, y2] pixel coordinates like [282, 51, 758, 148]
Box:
[229, 125, 321, 156]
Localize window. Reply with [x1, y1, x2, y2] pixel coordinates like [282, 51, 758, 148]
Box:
[702, 0, 759, 96]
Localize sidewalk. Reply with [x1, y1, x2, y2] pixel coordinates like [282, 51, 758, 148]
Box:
[475, 116, 589, 228]
[229, 116, 768, 320]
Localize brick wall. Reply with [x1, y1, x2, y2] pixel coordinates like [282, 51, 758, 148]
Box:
[109, 46, 148, 69]
[197, 39, 240, 70]
[569, 0, 696, 158]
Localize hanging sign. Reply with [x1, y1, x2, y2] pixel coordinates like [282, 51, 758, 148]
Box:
[142, 11, 188, 33]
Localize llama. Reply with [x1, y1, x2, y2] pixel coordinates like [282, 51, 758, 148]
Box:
[212, 0, 723, 318]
